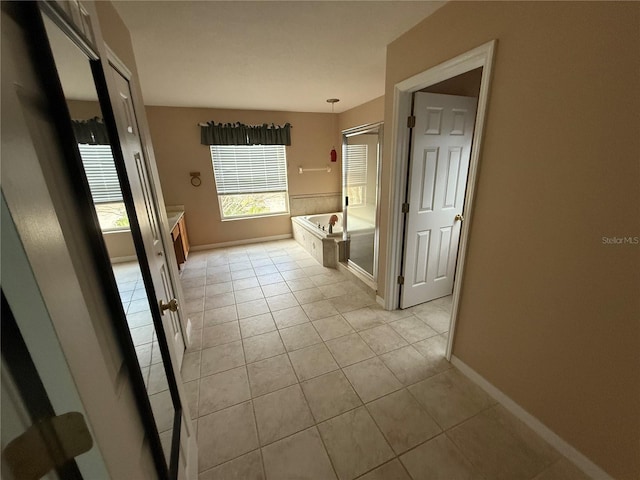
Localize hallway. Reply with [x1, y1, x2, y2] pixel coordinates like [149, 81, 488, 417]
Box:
[178, 239, 585, 480]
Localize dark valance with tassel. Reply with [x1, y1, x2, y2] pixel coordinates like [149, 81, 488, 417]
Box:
[71, 117, 110, 145]
[200, 122, 292, 146]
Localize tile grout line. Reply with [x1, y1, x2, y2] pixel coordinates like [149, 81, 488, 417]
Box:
[182, 242, 463, 479]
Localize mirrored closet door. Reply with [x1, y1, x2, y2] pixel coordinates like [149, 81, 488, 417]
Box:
[39, 3, 182, 476]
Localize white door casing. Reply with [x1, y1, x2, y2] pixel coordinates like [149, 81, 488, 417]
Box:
[400, 92, 477, 309]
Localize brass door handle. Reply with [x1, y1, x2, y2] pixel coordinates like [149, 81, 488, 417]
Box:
[454, 214, 464, 222]
[160, 298, 179, 314]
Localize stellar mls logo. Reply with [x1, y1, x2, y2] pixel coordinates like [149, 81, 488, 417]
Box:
[602, 236, 639, 245]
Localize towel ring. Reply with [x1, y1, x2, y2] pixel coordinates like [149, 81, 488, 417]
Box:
[190, 172, 201, 187]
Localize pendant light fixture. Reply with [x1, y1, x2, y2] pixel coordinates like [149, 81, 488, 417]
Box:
[327, 98, 339, 162]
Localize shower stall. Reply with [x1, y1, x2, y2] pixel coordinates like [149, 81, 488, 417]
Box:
[342, 122, 383, 284]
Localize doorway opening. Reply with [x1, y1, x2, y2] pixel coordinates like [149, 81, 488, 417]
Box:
[385, 40, 496, 360]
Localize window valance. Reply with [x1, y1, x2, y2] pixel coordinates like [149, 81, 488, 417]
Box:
[200, 121, 292, 146]
[71, 117, 110, 145]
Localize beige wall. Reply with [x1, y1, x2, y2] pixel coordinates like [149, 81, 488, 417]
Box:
[146, 106, 341, 246]
[381, 2, 639, 478]
[67, 99, 102, 119]
[95, 1, 137, 78]
[144, 95, 383, 249]
[339, 95, 384, 132]
[103, 230, 135, 258]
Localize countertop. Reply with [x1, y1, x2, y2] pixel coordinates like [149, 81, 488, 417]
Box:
[166, 205, 184, 231]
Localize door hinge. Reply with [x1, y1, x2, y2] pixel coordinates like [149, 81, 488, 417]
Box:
[401, 203, 409, 214]
[407, 115, 416, 128]
[397, 275, 405, 285]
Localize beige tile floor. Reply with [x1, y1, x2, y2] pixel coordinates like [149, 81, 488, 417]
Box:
[179, 239, 588, 480]
[113, 262, 174, 460]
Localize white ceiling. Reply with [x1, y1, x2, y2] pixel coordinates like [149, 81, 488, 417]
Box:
[112, 1, 443, 113]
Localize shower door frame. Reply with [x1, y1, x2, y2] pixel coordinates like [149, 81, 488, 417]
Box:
[341, 122, 383, 284]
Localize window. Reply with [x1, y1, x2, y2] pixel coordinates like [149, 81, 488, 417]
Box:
[210, 145, 289, 219]
[77, 144, 129, 231]
[343, 144, 368, 206]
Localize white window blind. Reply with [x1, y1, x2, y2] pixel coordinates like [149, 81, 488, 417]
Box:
[210, 145, 288, 195]
[77, 144, 122, 204]
[344, 144, 368, 186]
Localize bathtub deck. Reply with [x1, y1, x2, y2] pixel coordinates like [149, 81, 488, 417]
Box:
[291, 216, 339, 268]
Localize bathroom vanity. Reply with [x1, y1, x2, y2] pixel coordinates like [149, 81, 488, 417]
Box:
[167, 207, 189, 269]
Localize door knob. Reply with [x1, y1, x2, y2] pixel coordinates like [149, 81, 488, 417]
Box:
[454, 214, 464, 222]
[160, 298, 179, 314]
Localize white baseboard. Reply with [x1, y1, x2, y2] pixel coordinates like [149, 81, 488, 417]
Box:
[376, 295, 385, 307]
[450, 356, 612, 480]
[190, 234, 293, 251]
[109, 255, 137, 264]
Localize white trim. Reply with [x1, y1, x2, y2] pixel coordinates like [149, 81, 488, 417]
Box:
[109, 255, 138, 264]
[190, 234, 293, 251]
[451, 356, 612, 480]
[384, 40, 497, 363]
[376, 295, 385, 307]
[105, 45, 132, 80]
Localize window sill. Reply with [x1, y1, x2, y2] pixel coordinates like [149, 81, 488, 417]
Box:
[221, 212, 290, 222]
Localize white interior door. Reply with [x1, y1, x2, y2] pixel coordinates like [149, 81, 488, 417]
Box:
[400, 92, 477, 309]
[109, 65, 196, 478]
[109, 66, 186, 367]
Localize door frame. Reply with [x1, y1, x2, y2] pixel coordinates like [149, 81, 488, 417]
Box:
[384, 40, 496, 360]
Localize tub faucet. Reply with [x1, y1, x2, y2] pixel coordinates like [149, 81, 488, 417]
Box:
[328, 214, 339, 235]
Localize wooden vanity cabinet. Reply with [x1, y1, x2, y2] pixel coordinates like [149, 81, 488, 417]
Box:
[171, 215, 189, 269]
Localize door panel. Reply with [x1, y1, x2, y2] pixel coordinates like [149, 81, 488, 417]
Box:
[134, 151, 161, 246]
[110, 67, 185, 366]
[108, 64, 190, 478]
[401, 92, 477, 308]
[160, 264, 183, 355]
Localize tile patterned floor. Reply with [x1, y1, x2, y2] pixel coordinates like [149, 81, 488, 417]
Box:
[178, 239, 587, 480]
[113, 262, 174, 459]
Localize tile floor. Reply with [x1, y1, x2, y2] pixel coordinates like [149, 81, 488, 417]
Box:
[178, 239, 587, 480]
[113, 261, 174, 460]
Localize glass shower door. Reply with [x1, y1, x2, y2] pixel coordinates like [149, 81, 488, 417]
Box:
[342, 123, 382, 280]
